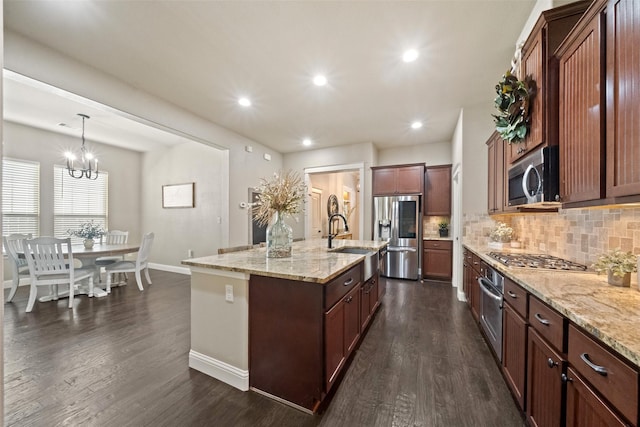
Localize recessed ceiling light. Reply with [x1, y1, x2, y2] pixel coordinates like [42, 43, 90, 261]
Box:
[313, 75, 327, 86]
[403, 49, 419, 63]
[303, 138, 312, 146]
[411, 121, 423, 129]
[238, 97, 252, 107]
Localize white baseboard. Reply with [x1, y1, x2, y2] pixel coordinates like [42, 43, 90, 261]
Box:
[148, 263, 191, 275]
[188, 350, 249, 391]
[457, 290, 467, 302]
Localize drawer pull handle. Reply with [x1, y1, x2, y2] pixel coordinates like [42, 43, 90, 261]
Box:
[580, 353, 608, 376]
[473, 261, 479, 265]
[547, 358, 558, 368]
[507, 291, 518, 299]
[534, 313, 550, 326]
[344, 278, 354, 286]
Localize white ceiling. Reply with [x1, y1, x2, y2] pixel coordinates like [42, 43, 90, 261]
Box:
[4, 0, 536, 154]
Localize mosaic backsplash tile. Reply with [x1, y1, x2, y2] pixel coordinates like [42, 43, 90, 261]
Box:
[463, 207, 640, 266]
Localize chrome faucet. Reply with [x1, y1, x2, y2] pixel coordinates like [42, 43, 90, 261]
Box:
[328, 213, 349, 248]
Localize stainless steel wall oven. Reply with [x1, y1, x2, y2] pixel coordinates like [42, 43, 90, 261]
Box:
[478, 265, 504, 362]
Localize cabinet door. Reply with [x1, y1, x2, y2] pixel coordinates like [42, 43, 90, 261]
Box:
[559, 11, 605, 204]
[470, 270, 480, 321]
[424, 165, 451, 215]
[606, 0, 640, 198]
[527, 327, 565, 427]
[487, 134, 500, 213]
[565, 367, 628, 427]
[369, 274, 380, 313]
[325, 299, 345, 391]
[423, 247, 452, 281]
[344, 285, 360, 356]
[372, 168, 397, 195]
[396, 165, 424, 194]
[503, 303, 528, 410]
[509, 30, 544, 164]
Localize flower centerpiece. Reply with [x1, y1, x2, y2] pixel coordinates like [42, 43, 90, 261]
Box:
[68, 221, 105, 249]
[253, 170, 306, 258]
[492, 70, 534, 144]
[591, 248, 638, 287]
[488, 222, 513, 249]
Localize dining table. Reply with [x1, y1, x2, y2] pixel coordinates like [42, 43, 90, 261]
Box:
[28, 242, 141, 301]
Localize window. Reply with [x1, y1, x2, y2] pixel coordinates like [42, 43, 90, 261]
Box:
[54, 165, 108, 243]
[2, 158, 40, 237]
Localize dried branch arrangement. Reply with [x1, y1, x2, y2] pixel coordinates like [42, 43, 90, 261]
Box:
[252, 170, 306, 227]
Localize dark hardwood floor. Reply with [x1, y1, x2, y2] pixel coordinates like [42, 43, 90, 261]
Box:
[4, 271, 525, 426]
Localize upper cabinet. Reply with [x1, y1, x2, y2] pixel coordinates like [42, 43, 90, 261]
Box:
[557, 0, 640, 206]
[507, 1, 590, 165]
[424, 165, 451, 216]
[372, 164, 424, 196]
[487, 132, 506, 214]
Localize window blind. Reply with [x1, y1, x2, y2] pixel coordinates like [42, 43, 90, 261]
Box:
[2, 158, 40, 237]
[54, 165, 108, 243]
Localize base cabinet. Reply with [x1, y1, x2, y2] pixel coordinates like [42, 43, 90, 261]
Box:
[360, 273, 380, 332]
[527, 328, 567, 427]
[565, 367, 628, 427]
[423, 240, 452, 281]
[503, 303, 528, 410]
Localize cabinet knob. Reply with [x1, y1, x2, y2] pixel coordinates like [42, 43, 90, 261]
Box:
[547, 358, 558, 369]
[517, 147, 525, 154]
[561, 373, 573, 383]
[346, 296, 353, 303]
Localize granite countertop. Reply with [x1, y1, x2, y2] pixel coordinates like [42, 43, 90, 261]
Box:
[464, 242, 640, 368]
[182, 239, 387, 284]
[423, 236, 453, 241]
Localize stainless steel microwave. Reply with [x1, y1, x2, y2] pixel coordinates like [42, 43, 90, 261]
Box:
[507, 146, 560, 207]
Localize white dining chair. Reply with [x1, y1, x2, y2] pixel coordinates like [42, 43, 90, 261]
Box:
[22, 237, 94, 313]
[3, 233, 32, 302]
[105, 232, 154, 293]
[95, 230, 130, 281]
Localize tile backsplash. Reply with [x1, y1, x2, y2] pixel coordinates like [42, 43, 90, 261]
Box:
[423, 216, 451, 238]
[464, 207, 640, 266]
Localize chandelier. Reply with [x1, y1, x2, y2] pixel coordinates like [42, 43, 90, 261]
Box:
[65, 113, 99, 180]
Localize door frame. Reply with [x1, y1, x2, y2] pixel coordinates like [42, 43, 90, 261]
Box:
[304, 163, 365, 241]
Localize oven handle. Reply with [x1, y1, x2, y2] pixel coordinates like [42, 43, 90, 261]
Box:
[478, 277, 502, 302]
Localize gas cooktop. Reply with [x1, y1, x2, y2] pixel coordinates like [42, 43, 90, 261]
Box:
[488, 252, 588, 271]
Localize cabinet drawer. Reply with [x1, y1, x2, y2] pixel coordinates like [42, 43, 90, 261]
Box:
[504, 278, 528, 318]
[568, 325, 638, 424]
[528, 296, 565, 352]
[325, 263, 362, 310]
[471, 254, 483, 275]
[423, 240, 452, 250]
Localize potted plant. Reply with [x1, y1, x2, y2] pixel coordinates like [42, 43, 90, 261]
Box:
[592, 248, 638, 287]
[438, 220, 449, 238]
[67, 221, 106, 249]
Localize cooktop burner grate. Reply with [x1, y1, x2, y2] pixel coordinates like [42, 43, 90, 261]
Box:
[488, 252, 588, 271]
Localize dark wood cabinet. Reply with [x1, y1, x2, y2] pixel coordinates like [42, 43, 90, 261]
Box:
[606, 0, 640, 198]
[503, 301, 528, 410]
[467, 253, 482, 321]
[360, 273, 379, 332]
[249, 262, 368, 412]
[487, 132, 511, 214]
[424, 165, 451, 216]
[565, 366, 628, 427]
[557, 3, 606, 204]
[422, 239, 452, 281]
[527, 327, 566, 427]
[557, 0, 640, 206]
[508, 1, 589, 165]
[372, 164, 424, 196]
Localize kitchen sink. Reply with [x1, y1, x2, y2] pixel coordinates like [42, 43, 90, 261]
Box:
[331, 247, 379, 280]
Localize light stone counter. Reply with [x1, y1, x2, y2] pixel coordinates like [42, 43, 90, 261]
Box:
[465, 243, 640, 368]
[182, 239, 387, 284]
[423, 236, 453, 241]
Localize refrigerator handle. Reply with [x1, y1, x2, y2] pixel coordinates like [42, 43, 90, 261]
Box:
[387, 246, 417, 253]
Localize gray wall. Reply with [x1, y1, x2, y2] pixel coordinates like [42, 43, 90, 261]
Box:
[141, 141, 227, 265]
[378, 141, 452, 167]
[461, 102, 494, 215]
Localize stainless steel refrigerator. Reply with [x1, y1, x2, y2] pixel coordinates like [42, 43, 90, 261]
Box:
[373, 195, 421, 280]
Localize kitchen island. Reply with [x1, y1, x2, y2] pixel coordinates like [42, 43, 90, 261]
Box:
[182, 239, 387, 413]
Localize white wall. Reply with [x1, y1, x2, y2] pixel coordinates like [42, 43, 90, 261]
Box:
[308, 171, 360, 239]
[284, 142, 376, 239]
[4, 32, 283, 256]
[142, 142, 227, 266]
[378, 141, 452, 167]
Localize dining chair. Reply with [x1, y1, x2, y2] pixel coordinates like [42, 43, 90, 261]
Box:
[105, 232, 154, 293]
[95, 230, 130, 274]
[3, 233, 32, 302]
[22, 237, 94, 313]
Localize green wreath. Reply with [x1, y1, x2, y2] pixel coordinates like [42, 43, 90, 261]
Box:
[492, 71, 533, 144]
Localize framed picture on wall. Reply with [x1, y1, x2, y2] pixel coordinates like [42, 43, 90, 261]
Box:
[162, 182, 195, 208]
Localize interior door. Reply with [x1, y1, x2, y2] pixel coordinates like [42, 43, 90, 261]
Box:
[310, 188, 323, 239]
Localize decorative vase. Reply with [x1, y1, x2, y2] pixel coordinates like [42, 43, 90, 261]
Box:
[607, 270, 630, 287]
[83, 238, 95, 249]
[266, 211, 292, 258]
